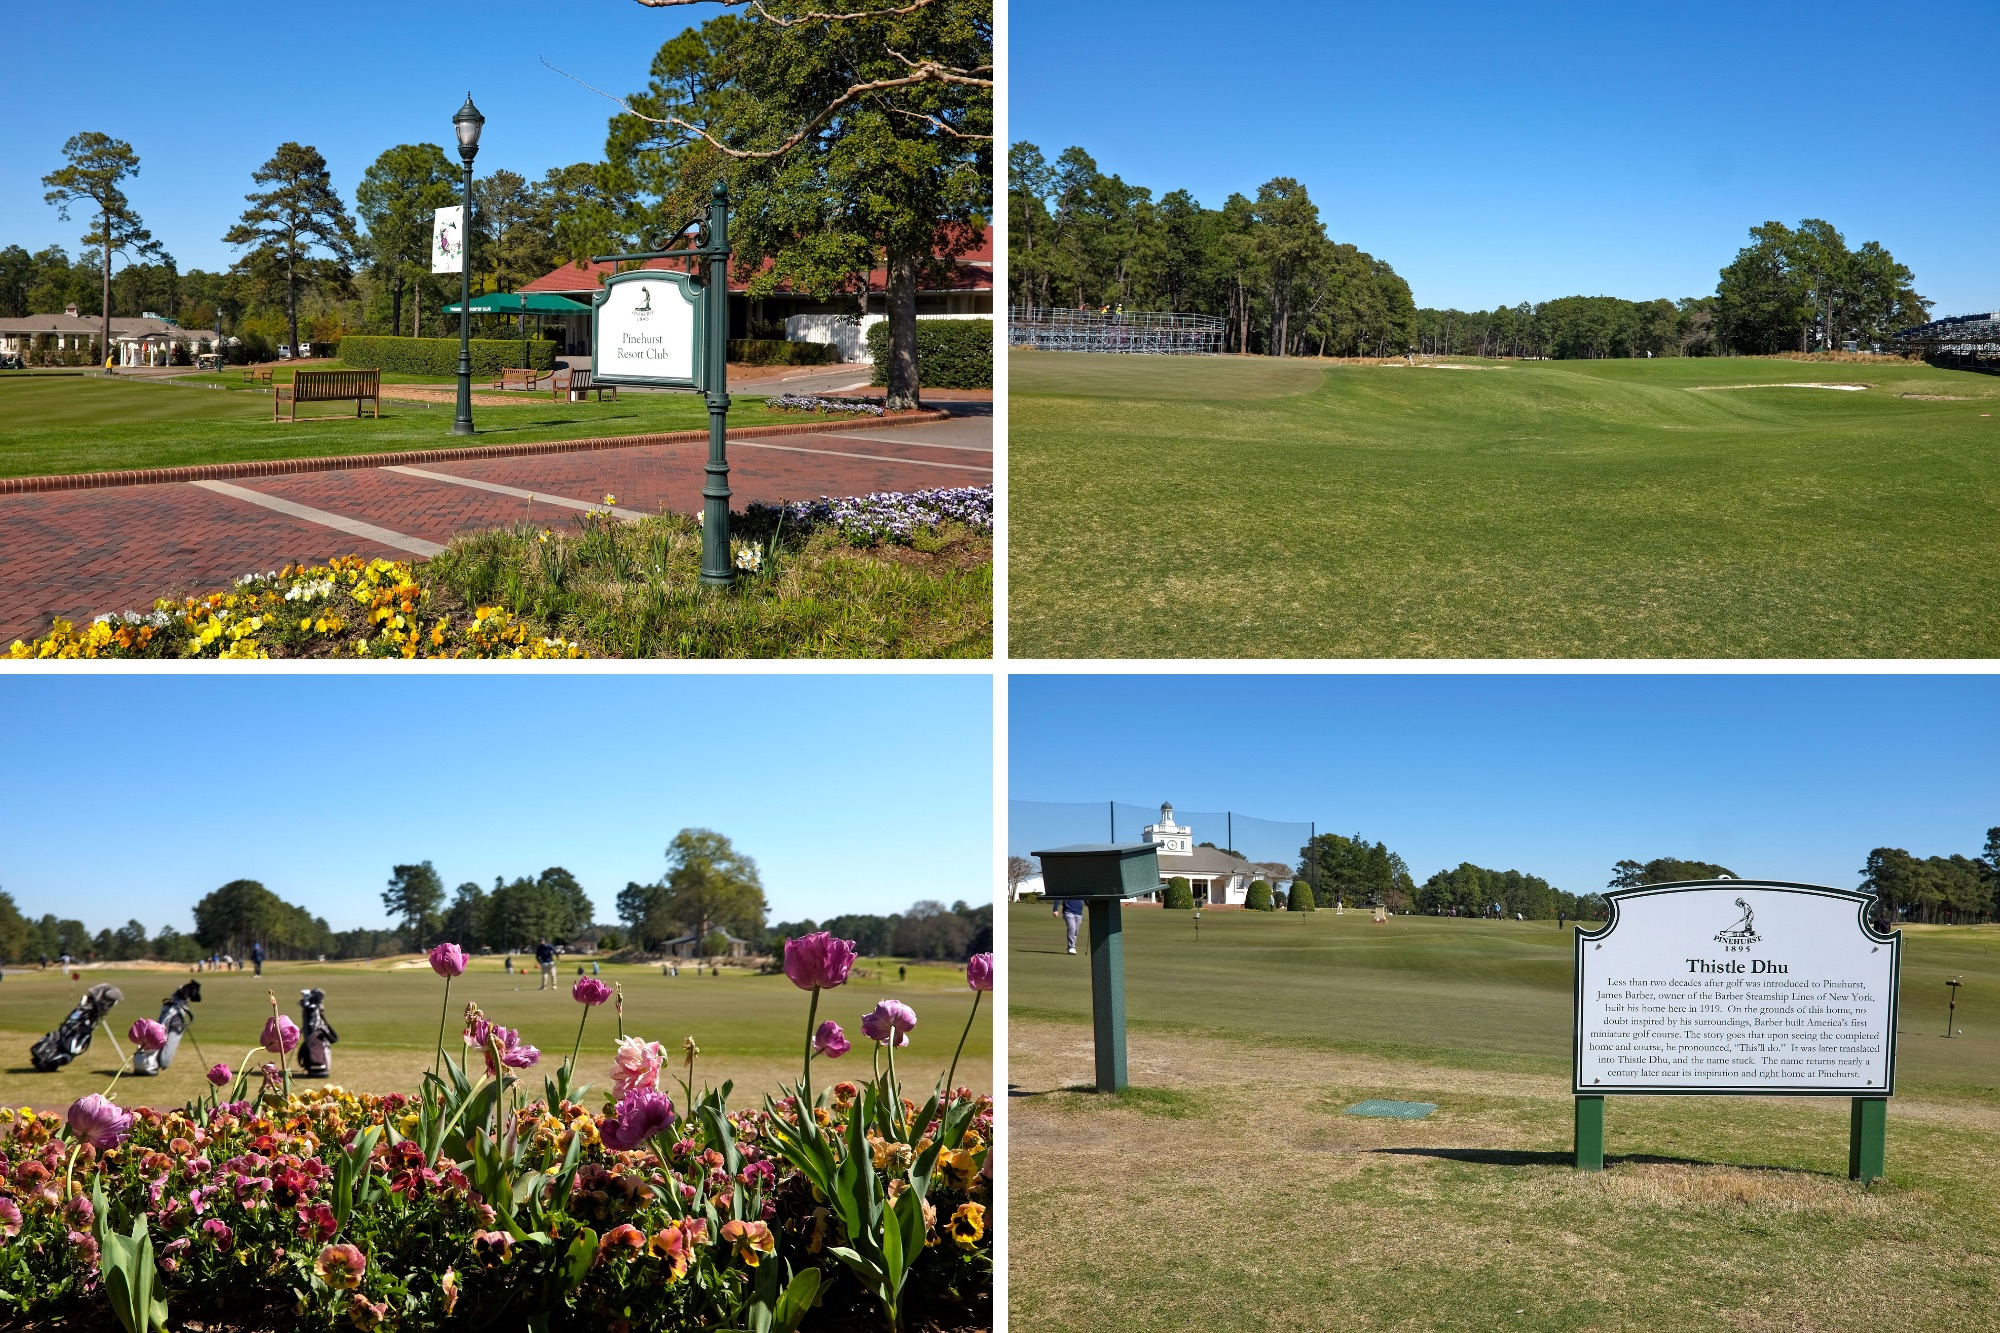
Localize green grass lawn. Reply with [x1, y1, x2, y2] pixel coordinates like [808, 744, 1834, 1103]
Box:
[1008, 352, 2000, 657]
[1009, 903, 2000, 1332]
[0, 369, 766, 479]
[0, 954, 988, 1110]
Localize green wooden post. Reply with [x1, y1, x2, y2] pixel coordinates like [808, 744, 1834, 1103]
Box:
[1088, 899, 1127, 1092]
[1849, 1097, 1886, 1182]
[1574, 1095, 1604, 1170]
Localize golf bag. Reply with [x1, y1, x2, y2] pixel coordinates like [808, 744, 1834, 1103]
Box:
[297, 988, 337, 1078]
[131, 980, 202, 1077]
[29, 983, 124, 1071]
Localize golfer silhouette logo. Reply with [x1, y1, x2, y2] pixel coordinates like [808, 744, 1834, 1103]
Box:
[1713, 897, 1761, 946]
[634, 287, 653, 322]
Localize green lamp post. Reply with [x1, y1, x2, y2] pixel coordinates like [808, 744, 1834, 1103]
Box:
[1031, 842, 1162, 1093]
[450, 93, 484, 437]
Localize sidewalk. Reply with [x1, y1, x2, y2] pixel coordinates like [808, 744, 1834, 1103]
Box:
[0, 412, 990, 643]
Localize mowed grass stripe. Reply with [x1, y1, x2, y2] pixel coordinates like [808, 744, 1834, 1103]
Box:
[1008, 352, 2000, 657]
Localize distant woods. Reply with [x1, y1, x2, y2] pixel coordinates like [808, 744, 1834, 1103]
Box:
[1009, 141, 1932, 360]
[1008, 142, 1417, 357]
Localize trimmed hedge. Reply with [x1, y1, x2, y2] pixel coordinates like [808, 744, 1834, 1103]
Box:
[335, 335, 556, 375]
[867, 318, 993, 389]
[1162, 876, 1194, 910]
[1288, 881, 1316, 911]
[1245, 879, 1274, 911]
[729, 338, 836, 367]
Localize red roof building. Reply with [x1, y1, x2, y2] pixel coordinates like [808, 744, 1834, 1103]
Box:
[521, 226, 992, 361]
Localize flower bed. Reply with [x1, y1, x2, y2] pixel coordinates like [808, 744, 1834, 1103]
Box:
[0, 942, 993, 1331]
[744, 487, 993, 547]
[764, 394, 886, 417]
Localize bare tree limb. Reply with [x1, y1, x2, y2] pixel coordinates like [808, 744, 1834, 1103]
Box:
[887, 108, 992, 141]
[631, 0, 936, 26]
[542, 57, 990, 160]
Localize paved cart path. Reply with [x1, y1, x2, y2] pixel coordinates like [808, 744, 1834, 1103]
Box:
[0, 410, 990, 644]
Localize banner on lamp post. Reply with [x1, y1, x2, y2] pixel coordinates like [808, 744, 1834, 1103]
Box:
[431, 206, 464, 275]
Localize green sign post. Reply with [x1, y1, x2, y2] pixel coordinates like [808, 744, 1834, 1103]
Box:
[1574, 880, 1900, 1182]
[589, 182, 735, 587]
[1031, 843, 1163, 1093]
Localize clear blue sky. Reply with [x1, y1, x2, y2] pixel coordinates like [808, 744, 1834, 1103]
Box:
[1009, 675, 1999, 896]
[0, 675, 991, 935]
[1011, 0, 2000, 314]
[1, 0, 693, 273]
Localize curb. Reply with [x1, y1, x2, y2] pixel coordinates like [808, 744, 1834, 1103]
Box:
[0, 410, 952, 496]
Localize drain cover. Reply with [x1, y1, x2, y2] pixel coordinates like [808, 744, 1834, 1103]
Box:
[1344, 1099, 1436, 1120]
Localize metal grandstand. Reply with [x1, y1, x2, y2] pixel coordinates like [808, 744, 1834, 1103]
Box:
[1895, 311, 2000, 368]
[1008, 305, 1225, 355]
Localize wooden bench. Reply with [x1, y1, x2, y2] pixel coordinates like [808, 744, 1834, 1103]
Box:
[274, 368, 381, 422]
[553, 367, 617, 402]
[242, 366, 273, 385]
[492, 366, 545, 391]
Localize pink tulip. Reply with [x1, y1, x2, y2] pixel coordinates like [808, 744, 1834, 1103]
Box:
[128, 1018, 169, 1050]
[861, 999, 917, 1047]
[610, 1037, 664, 1095]
[813, 1020, 850, 1059]
[784, 932, 858, 992]
[599, 1088, 676, 1152]
[478, 1023, 539, 1077]
[261, 1015, 300, 1055]
[572, 976, 612, 1006]
[66, 1094, 134, 1150]
[965, 953, 994, 993]
[207, 1063, 232, 1087]
[428, 942, 468, 978]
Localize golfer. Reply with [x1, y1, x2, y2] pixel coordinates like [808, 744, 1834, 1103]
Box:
[252, 940, 265, 977]
[535, 938, 557, 990]
[1054, 897, 1084, 954]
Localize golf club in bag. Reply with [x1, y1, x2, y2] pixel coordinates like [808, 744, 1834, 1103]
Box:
[29, 983, 124, 1071]
[297, 988, 337, 1078]
[131, 980, 202, 1076]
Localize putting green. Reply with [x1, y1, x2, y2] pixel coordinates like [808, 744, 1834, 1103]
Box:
[1008, 351, 2000, 657]
[1009, 904, 2000, 1332]
[0, 955, 989, 1109]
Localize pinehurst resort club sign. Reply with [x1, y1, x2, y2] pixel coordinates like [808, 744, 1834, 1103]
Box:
[1573, 880, 1901, 1181]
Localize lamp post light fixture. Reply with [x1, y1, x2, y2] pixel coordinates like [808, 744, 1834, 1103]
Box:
[1946, 977, 1963, 1037]
[1192, 905, 1202, 943]
[451, 93, 485, 437]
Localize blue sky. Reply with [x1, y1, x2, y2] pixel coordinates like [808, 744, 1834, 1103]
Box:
[0, 675, 991, 934]
[1, 0, 693, 273]
[1011, 0, 2000, 314]
[1009, 676, 2000, 896]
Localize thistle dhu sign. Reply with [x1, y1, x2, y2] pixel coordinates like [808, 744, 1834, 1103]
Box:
[1573, 880, 1900, 1180]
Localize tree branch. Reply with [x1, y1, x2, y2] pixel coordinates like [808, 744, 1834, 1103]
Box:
[887, 108, 992, 141]
[630, 0, 937, 26]
[542, 57, 988, 160]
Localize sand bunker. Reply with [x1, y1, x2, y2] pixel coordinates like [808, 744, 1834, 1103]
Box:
[1691, 382, 1868, 392]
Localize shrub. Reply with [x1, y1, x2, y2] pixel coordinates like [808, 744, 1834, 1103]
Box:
[1245, 880, 1273, 911]
[335, 335, 556, 376]
[728, 338, 836, 367]
[1288, 881, 1316, 911]
[1162, 876, 1194, 910]
[867, 318, 993, 389]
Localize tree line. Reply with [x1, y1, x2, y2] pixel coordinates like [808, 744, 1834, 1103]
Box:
[1008, 143, 1417, 356]
[1009, 142, 1932, 362]
[9, 5, 986, 406]
[770, 900, 993, 962]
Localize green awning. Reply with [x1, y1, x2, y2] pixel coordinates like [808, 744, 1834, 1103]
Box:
[441, 291, 591, 315]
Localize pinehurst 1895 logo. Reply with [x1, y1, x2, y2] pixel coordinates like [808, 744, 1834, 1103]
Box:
[1713, 896, 1761, 951]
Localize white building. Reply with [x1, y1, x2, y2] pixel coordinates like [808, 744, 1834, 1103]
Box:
[0, 304, 217, 367]
[1138, 802, 1290, 906]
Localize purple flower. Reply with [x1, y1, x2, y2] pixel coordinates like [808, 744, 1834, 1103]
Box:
[861, 999, 917, 1048]
[65, 1194, 93, 1228]
[207, 1063, 233, 1087]
[599, 1089, 677, 1152]
[261, 1014, 300, 1055]
[429, 942, 468, 978]
[965, 953, 994, 993]
[813, 1020, 850, 1059]
[66, 1093, 134, 1150]
[572, 976, 612, 1006]
[128, 1018, 169, 1050]
[784, 932, 858, 992]
[201, 1218, 233, 1251]
[0, 1197, 21, 1238]
[480, 1024, 539, 1077]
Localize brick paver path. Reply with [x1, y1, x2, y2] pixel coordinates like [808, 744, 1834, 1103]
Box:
[0, 413, 989, 643]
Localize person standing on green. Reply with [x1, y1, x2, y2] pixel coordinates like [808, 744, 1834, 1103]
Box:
[1054, 898, 1084, 954]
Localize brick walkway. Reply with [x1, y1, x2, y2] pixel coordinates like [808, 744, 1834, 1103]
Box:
[0, 413, 989, 643]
